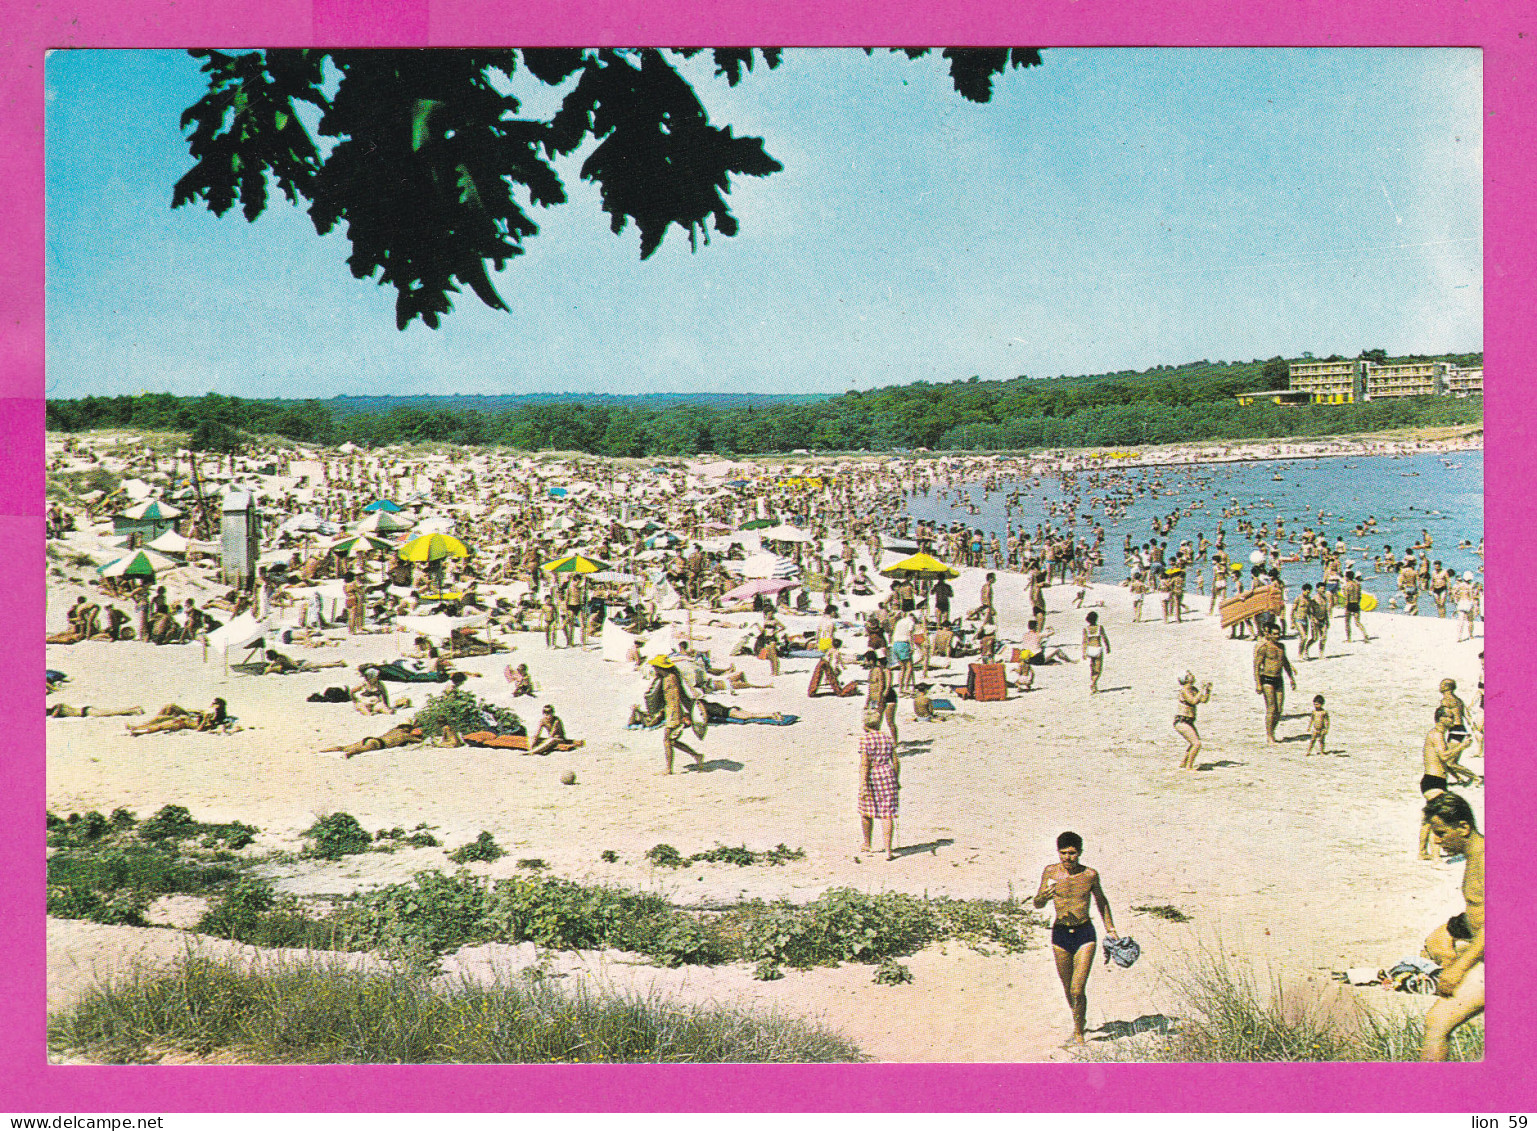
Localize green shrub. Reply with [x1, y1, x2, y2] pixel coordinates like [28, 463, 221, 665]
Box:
[873, 958, 913, 985]
[599, 850, 619, 863]
[139, 805, 198, 843]
[447, 832, 505, 864]
[336, 870, 491, 970]
[753, 959, 783, 981]
[645, 844, 686, 868]
[302, 813, 373, 860]
[411, 687, 521, 738]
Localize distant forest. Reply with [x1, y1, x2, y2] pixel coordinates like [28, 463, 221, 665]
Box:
[46, 352, 1483, 456]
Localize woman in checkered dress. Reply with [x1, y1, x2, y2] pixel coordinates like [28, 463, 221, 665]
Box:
[858, 711, 900, 860]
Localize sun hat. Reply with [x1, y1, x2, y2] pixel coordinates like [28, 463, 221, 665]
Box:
[649, 655, 674, 668]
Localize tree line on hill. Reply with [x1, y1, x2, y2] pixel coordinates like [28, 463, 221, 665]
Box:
[46, 352, 1483, 456]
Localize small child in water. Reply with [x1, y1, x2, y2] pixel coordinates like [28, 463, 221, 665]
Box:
[1305, 694, 1330, 756]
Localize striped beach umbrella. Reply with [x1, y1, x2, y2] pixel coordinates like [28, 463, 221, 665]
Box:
[541, 553, 607, 574]
[97, 549, 178, 578]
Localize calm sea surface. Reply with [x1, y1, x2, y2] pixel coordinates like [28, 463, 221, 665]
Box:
[902, 449, 1483, 610]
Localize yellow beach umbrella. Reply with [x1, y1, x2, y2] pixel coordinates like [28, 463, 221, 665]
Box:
[399, 532, 470, 562]
[879, 552, 960, 580]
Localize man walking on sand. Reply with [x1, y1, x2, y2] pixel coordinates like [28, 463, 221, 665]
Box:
[1419, 792, 1484, 1060]
[1032, 831, 1120, 1046]
[1253, 622, 1296, 743]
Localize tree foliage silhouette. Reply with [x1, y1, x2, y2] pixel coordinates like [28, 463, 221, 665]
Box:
[173, 48, 1042, 329]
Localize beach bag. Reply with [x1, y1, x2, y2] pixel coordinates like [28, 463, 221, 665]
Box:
[1103, 935, 1141, 968]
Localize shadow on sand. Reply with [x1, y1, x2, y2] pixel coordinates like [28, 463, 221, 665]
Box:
[1091, 1014, 1180, 1042]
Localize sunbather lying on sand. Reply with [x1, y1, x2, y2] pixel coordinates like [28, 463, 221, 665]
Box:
[47, 703, 143, 717]
[263, 648, 347, 675]
[127, 699, 229, 735]
[320, 723, 427, 759]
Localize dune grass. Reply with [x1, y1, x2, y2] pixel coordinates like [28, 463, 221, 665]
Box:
[48, 952, 866, 1064]
[1091, 953, 1482, 1063]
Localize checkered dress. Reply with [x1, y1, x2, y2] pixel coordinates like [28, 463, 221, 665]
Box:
[858, 731, 899, 818]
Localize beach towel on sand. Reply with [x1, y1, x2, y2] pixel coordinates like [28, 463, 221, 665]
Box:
[719, 713, 799, 726]
[463, 731, 530, 750]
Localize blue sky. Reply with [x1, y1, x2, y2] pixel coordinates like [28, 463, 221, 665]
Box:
[45, 48, 1482, 400]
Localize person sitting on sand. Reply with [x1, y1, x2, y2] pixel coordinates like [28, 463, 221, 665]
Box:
[505, 663, 535, 697]
[47, 703, 143, 717]
[128, 698, 228, 736]
[1031, 831, 1121, 1047]
[320, 723, 427, 759]
[351, 666, 394, 715]
[1021, 619, 1073, 665]
[1419, 791, 1484, 1061]
[808, 636, 861, 698]
[526, 703, 585, 755]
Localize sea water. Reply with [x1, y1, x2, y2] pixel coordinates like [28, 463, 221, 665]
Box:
[902, 449, 1484, 612]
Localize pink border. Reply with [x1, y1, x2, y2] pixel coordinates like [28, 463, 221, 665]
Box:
[3, 0, 1527, 1112]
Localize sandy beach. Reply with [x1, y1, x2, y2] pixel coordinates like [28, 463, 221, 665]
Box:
[45, 436, 1484, 1061]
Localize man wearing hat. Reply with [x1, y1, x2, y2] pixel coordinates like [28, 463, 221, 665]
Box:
[649, 655, 704, 774]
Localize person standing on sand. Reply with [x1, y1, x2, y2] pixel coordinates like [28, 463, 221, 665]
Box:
[1252, 622, 1295, 743]
[1081, 611, 1110, 694]
[1419, 792, 1484, 1061]
[1174, 671, 1212, 770]
[862, 649, 899, 745]
[651, 656, 704, 775]
[857, 709, 900, 861]
[1419, 705, 1478, 858]
[1342, 571, 1370, 643]
[1032, 831, 1120, 1047]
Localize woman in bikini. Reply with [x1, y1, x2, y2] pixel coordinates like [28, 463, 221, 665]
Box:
[1174, 671, 1213, 770]
[1081, 611, 1111, 694]
[128, 698, 228, 736]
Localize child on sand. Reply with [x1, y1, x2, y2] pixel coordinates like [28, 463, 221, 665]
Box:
[1305, 694, 1330, 756]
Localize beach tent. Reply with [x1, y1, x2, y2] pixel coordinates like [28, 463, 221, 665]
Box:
[362, 499, 401, 513]
[738, 518, 775, 531]
[761, 524, 812, 544]
[120, 478, 153, 501]
[112, 499, 182, 542]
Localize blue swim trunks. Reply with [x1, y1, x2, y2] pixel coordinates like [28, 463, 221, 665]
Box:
[1052, 920, 1097, 955]
[892, 641, 913, 662]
